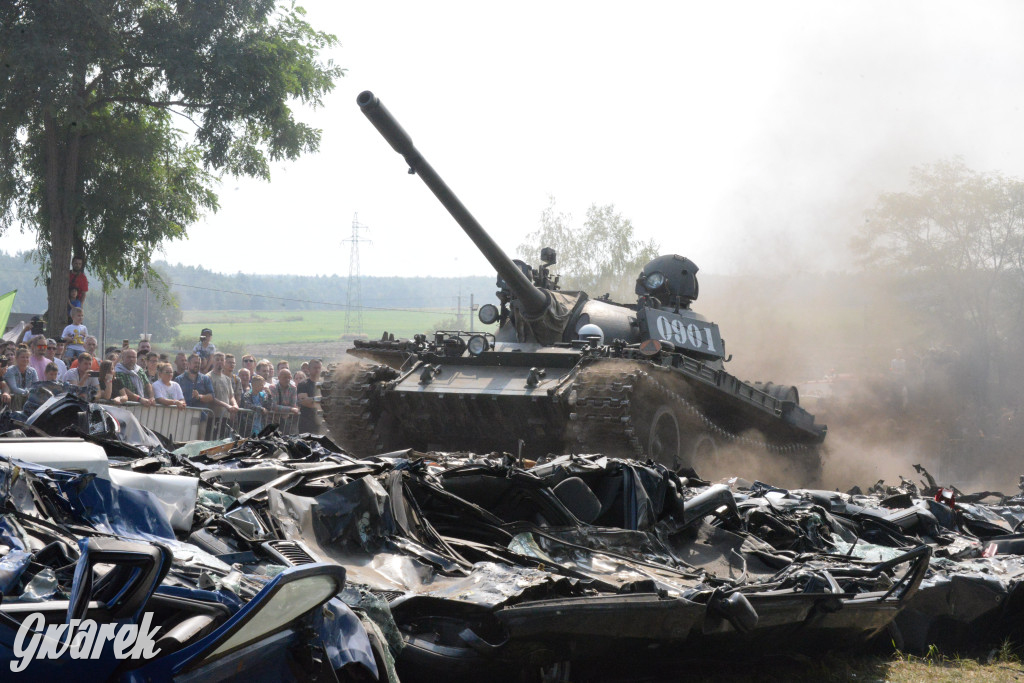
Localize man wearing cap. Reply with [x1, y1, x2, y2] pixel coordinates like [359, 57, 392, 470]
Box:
[193, 329, 216, 374]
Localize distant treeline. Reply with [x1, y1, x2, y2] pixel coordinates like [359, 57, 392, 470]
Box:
[162, 262, 498, 312]
[0, 251, 498, 314]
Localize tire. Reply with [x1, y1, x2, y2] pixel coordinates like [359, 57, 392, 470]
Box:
[321, 363, 401, 456]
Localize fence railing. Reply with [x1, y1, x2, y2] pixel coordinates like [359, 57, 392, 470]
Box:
[7, 389, 310, 442]
[122, 404, 214, 443]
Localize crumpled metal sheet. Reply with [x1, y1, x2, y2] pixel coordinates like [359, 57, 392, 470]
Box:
[10, 411, 1024, 680]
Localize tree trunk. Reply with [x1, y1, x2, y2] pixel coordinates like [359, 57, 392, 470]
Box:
[42, 105, 82, 340]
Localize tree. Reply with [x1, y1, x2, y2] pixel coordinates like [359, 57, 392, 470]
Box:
[0, 1, 343, 336]
[518, 198, 660, 301]
[852, 157, 1024, 400]
[99, 269, 183, 346]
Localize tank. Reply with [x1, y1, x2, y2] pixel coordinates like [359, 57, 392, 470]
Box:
[322, 91, 827, 481]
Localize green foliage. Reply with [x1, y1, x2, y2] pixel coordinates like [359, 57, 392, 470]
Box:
[99, 270, 182, 345]
[851, 157, 1024, 410]
[853, 158, 1024, 345]
[519, 197, 660, 301]
[0, 0, 343, 334]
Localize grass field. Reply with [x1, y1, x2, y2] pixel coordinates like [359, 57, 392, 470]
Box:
[178, 308, 484, 346]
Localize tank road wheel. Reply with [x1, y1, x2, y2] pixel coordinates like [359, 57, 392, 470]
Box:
[647, 405, 682, 469]
[687, 433, 719, 476]
[321, 363, 401, 456]
[645, 406, 720, 478]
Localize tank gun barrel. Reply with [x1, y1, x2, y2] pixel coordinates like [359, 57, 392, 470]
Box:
[357, 91, 549, 317]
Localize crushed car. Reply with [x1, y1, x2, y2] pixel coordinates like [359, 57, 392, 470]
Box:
[2, 392, 1024, 680]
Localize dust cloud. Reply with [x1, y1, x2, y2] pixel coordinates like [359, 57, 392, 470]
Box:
[667, 6, 1024, 494]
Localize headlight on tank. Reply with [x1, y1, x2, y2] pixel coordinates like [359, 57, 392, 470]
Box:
[467, 335, 489, 356]
[644, 271, 665, 290]
[478, 303, 499, 325]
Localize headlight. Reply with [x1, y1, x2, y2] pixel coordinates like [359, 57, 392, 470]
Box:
[478, 303, 499, 325]
[467, 335, 489, 356]
[644, 272, 665, 290]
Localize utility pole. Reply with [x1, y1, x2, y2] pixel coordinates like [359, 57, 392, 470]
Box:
[343, 213, 371, 337]
[469, 293, 476, 332]
[456, 288, 462, 330]
[101, 286, 106, 353]
[143, 278, 149, 339]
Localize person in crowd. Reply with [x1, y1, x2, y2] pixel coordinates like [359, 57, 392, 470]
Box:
[223, 354, 243, 405]
[237, 367, 252, 396]
[71, 337, 100, 370]
[96, 360, 127, 404]
[62, 353, 98, 397]
[241, 354, 256, 375]
[208, 352, 239, 429]
[193, 329, 216, 373]
[67, 286, 81, 323]
[114, 349, 155, 406]
[28, 335, 50, 378]
[241, 374, 270, 436]
[44, 339, 67, 380]
[276, 360, 290, 375]
[54, 339, 67, 365]
[174, 352, 188, 376]
[152, 362, 186, 409]
[69, 256, 88, 307]
[293, 370, 307, 386]
[43, 362, 59, 382]
[0, 355, 10, 405]
[15, 321, 36, 346]
[176, 354, 214, 409]
[138, 338, 152, 357]
[269, 367, 299, 419]
[145, 352, 161, 383]
[299, 361, 309, 374]
[256, 360, 274, 387]
[4, 348, 38, 398]
[61, 307, 88, 360]
[296, 358, 323, 434]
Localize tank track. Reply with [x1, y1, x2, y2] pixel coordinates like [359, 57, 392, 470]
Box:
[568, 361, 816, 460]
[321, 363, 400, 455]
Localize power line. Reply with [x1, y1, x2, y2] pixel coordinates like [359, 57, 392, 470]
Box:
[343, 213, 371, 335]
[170, 282, 450, 315]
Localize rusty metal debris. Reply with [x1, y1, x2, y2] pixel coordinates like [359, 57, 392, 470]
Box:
[2, 393, 1024, 680]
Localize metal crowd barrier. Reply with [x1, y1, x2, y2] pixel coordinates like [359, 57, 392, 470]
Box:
[5, 389, 305, 442]
[123, 403, 214, 442]
[237, 408, 299, 437]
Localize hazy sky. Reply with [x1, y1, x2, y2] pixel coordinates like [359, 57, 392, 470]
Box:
[8, 0, 1024, 278]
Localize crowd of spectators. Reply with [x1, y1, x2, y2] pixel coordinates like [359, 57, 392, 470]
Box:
[1, 327, 325, 438]
[2, 259, 324, 437]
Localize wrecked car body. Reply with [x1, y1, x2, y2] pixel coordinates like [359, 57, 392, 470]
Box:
[2, 392, 1024, 680]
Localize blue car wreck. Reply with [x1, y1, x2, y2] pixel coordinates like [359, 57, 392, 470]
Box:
[0, 455, 378, 681]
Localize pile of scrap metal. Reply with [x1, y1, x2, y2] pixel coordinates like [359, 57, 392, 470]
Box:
[2, 393, 1024, 681]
